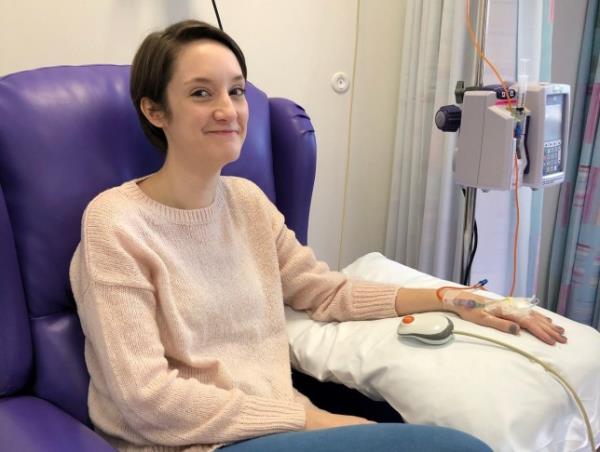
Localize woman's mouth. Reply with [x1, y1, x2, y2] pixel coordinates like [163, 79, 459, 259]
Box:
[206, 129, 239, 135]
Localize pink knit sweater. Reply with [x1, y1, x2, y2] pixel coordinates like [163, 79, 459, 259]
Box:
[69, 176, 399, 451]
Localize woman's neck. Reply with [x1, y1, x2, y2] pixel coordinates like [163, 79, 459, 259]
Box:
[138, 157, 220, 210]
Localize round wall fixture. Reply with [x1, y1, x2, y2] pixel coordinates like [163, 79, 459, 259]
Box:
[331, 72, 350, 94]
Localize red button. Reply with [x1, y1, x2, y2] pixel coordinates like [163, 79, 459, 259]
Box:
[402, 315, 415, 324]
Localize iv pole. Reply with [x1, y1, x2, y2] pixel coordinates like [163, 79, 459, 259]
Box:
[460, 0, 489, 285]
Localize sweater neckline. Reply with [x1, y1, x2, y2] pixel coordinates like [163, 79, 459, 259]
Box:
[119, 175, 225, 225]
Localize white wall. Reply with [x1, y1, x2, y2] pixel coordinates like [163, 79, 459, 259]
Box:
[0, 0, 372, 269]
[216, 1, 360, 268]
[1, 0, 585, 282]
[339, 0, 405, 268]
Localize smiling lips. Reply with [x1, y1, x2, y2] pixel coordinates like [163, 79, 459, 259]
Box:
[206, 129, 239, 135]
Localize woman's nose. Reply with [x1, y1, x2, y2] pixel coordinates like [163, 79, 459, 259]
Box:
[213, 93, 236, 121]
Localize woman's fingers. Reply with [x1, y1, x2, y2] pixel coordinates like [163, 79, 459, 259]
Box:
[470, 309, 567, 345]
[544, 322, 568, 344]
[520, 311, 567, 343]
[529, 310, 554, 324]
[497, 311, 568, 345]
[521, 320, 557, 345]
[522, 315, 567, 345]
[529, 311, 567, 335]
[474, 312, 521, 335]
[456, 300, 569, 346]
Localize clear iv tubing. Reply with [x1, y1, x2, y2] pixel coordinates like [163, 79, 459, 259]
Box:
[453, 330, 596, 452]
[465, 1, 520, 297]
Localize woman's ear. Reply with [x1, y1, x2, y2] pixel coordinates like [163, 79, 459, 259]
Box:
[140, 97, 166, 128]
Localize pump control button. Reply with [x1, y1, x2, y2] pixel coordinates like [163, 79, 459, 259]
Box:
[402, 315, 415, 324]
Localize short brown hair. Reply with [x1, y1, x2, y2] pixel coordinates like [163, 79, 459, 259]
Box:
[130, 20, 247, 153]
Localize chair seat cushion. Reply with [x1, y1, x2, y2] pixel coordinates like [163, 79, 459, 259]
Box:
[0, 396, 114, 452]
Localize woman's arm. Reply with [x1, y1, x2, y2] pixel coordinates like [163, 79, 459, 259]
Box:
[76, 280, 306, 445]
[253, 181, 566, 345]
[394, 287, 444, 314]
[395, 287, 567, 345]
[274, 221, 398, 322]
[292, 389, 374, 429]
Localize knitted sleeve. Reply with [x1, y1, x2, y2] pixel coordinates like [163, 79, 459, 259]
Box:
[249, 182, 399, 322]
[71, 197, 306, 446]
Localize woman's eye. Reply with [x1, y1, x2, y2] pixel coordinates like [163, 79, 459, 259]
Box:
[191, 89, 209, 98]
[230, 87, 246, 97]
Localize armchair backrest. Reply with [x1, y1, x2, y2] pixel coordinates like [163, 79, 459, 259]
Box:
[0, 65, 315, 425]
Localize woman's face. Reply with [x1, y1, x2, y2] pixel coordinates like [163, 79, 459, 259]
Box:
[156, 40, 248, 169]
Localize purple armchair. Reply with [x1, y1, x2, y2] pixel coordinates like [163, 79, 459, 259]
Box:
[0, 65, 316, 451]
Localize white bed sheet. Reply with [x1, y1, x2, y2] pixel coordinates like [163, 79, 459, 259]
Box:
[286, 253, 600, 452]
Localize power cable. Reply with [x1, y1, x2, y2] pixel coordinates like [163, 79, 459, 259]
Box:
[211, 0, 223, 30]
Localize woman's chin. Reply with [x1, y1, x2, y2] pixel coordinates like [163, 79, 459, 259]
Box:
[220, 147, 243, 166]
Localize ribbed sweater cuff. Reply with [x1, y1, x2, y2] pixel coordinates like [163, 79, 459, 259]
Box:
[351, 281, 399, 320]
[237, 397, 306, 433]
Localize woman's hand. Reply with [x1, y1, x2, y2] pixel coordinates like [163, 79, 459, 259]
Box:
[446, 290, 567, 346]
[304, 407, 375, 431]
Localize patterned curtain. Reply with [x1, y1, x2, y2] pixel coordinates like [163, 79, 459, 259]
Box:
[547, 0, 600, 330]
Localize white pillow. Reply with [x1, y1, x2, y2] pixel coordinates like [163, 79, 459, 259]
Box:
[286, 252, 600, 452]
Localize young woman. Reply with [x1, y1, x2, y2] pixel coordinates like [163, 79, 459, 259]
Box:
[70, 20, 565, 452]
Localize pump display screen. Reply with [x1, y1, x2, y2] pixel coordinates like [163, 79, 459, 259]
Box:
[543, 94, 564, 176]
[545, 95, 563, 142]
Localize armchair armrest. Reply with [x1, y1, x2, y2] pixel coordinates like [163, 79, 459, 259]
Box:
[0, 396, 115, 452]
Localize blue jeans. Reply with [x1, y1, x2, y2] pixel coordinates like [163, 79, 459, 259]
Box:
[219, 423, 492, 452]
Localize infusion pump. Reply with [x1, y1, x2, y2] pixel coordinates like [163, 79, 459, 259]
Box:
[524, 84, 570, 188]
[435, 83, 570, 191]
